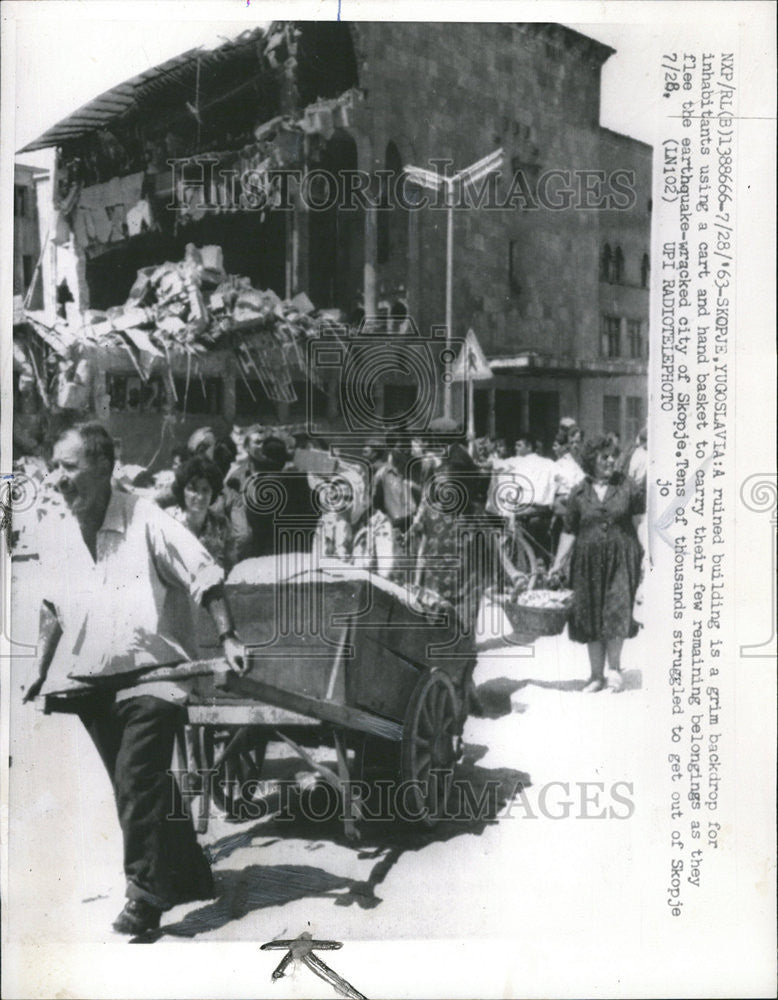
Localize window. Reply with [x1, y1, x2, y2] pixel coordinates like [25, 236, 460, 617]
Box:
[508, 239, 521, 293]
[235, 379, 278, 421]
[22, 255, 34, 289]
[641, 253, 650, 288]
[626, 396, 644, 442]
[378, 142, 402, 265]
[600, 243, 612, 282]
[287, 379, 329, 423]
[384, 384, 420, 423]
[601, 315, 622, 358]
[603, 395, 621, 437]
[509, 156, 540, 205]
[601, 243, 625, 283]
[14, 185, 28, 217]
[172, 376, 222, 415]
[614, 247, 625, 284]
[107, 374, 165, 413]
[628, 320, 644, 359]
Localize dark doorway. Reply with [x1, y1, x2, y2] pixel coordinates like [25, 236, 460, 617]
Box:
[307, 130, 361, 312]
[494, 388, 521, 444]
[528, 391, 559, 453]
[473, 388, 491, 437]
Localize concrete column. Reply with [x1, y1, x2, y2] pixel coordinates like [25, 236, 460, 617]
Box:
[407, 206, 420, 327]
[363, 201, 378, 317]
[354, 131, 377, 319]
[520, 388, 530, 434]
[222, 374, 236, 424]
[278, 55, 298, 116]
[292, 177, 308, 297]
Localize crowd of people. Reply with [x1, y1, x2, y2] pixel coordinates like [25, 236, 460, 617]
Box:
[24, 414, 648, 692]
[111, 416, 648, 687]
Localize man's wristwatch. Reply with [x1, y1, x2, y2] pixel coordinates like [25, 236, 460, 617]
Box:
[218, 628, 237, 644]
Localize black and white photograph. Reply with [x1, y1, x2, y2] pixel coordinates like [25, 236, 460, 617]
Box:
[1, 2, 775, 998]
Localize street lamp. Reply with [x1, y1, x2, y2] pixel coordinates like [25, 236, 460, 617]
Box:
[404, 148, 504, 419]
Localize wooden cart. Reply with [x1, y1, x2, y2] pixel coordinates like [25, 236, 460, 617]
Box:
[184, 566, 478, 837]
[48, 564, 479, 839]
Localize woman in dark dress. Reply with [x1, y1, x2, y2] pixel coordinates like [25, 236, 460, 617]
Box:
[550, 436, 645, 692]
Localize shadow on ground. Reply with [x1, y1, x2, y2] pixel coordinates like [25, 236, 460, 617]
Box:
[137, 744, 530, 941]
[473, 677, 526, 718]
[508, 668, 642, 694]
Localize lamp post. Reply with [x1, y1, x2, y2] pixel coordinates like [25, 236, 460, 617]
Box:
[404, 148, 503, 419]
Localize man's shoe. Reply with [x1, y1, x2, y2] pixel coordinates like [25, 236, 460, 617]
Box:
[112, 899, 162, 935]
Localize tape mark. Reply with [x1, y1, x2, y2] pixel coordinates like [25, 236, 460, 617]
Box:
[262, 931, 366, 998]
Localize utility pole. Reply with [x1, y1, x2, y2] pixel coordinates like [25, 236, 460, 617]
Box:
[404, 148, 503, 419]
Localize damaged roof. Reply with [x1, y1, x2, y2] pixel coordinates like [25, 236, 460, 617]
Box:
[19, 27, 269, 153]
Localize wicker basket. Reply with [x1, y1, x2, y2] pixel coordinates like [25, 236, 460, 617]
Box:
[503, 601, 569, 637]
[501, 588, 573, 637]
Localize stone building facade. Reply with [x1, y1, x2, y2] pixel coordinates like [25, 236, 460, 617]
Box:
[348, 22, 651, 446]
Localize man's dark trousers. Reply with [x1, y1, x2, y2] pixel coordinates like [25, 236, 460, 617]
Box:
[77, 693, 213, 910]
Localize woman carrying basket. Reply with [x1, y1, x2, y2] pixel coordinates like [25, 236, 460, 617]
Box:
[550, 436, 646, 693]
[411, 450, 519, 714]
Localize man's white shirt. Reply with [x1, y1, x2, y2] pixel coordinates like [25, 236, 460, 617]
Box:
[39, 487, 223, 695]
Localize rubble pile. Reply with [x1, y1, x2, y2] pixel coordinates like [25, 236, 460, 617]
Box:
[76, 243, 340, 396]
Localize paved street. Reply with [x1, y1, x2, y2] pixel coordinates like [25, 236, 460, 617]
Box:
[7, 557, 648, 947]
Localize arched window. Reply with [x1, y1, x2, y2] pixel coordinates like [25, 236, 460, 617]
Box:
[296, 24, 359, 105]
[308, 130, 360, 310]
[600, 243, 612, 282]
[641, 252, 650, 288]
[377, 141, 405, 265]
[614, 246, 625, 284]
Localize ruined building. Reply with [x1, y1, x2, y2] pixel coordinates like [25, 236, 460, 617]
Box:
[20, 21, 650, 452]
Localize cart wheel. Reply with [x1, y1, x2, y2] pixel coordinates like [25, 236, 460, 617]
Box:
[401, 670, 462, 825]
[197, 727, 268, 821]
